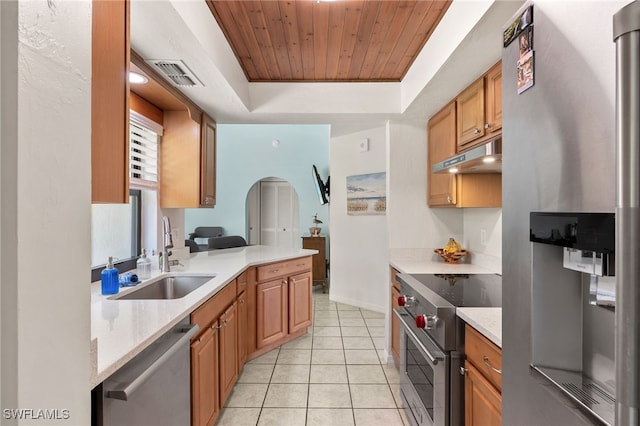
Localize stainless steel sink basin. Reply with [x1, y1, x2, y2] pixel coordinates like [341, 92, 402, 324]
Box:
[111, 274, 216, 300]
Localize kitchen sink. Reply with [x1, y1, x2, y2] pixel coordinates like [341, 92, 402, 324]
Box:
[111, 274, 216, 300]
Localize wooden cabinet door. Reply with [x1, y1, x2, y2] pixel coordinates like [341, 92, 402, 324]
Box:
[161, 110, 202, 208]
[465, 361, 501, 426]
[237, 290, 248, 368]
[91, 0, 129, 203]
[428, 101, 457, 206]
[391, 285, 401, 365]
[288, 272, 312, 334]
[484, 62, 502, 134]
[200, 114, 216, 207]
[191, 325, 218, 426]
[456, 77, 485, 149]
[219, 301, 238, 406]
[256, 279, 288, 348]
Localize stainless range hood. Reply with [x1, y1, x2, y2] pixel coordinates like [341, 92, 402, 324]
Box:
[432, 138, 502, 174]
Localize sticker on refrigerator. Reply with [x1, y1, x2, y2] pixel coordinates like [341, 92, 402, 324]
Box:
[517, 51, 534, 94]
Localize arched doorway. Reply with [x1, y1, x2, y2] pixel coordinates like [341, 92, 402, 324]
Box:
[246, 177, 300, 248]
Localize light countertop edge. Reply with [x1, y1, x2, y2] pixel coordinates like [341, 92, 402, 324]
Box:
[90, 245, 317, 388]
[389, 248, 501, 275]
[456, 307, 502, 348]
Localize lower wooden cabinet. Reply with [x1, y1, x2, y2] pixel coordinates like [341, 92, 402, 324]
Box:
[390, 267, 401, 365]
[190, 324, 219, 426]
[237, 290, 248, 368]
[190, 257, 312, 425]
[218, 301, 238, 405]
[464, 324, 502, 426]
[256, 257, 313, 350]
[289, 271, 312, 334]
[190, 280, 237, 426]
[256, 278, 288, 348]
[465, 362, 501, 426]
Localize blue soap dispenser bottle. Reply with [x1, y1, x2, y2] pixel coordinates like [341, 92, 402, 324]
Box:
[101, 256, 119, 295]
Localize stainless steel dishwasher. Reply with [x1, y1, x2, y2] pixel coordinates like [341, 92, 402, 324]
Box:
[94, 318, 199, 426]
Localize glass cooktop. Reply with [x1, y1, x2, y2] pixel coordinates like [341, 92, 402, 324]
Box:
[409, 273, 502, 308]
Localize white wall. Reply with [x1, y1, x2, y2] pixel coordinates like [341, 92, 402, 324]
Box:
[387, 120, 464, 248]
[329, 126, 388, 312]
[1, 1, 91, 424]
[463, 208, 502, 271]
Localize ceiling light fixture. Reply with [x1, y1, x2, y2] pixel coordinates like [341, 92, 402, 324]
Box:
[129, 72, 148, 85]
[483, 156, 496, 163]
[449, 167, 459, 174]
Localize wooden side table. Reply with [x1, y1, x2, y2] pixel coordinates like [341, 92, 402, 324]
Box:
[301, 236, 327, 293]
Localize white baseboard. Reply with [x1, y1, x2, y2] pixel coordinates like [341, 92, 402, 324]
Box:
[329, 294, 385, 314]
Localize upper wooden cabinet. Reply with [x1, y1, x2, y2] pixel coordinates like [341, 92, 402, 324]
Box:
[427, 102, 457, 206]
[428, 61, 502, 208]
[456, 61, 502, 151]
[127, 51, 217, 209]
[200, 114, 217, 207]
[91, 0, 130, 203]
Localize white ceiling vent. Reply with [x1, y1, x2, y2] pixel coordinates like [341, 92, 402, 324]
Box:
[147, 59, 204, 88]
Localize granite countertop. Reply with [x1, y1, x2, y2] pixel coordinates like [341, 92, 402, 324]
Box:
[457, 307, 502, 348]
[90, 245, 317, 388]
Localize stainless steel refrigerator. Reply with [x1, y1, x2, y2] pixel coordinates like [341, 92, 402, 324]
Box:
[502, 1, 635, 425]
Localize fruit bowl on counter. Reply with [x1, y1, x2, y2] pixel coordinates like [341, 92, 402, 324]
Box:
[434, 248, 468, 264]
[435, 238, 467, 264]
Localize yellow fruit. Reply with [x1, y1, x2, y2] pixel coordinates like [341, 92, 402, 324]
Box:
[444, 238, 461, 254]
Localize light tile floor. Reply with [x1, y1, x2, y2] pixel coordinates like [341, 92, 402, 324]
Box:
[216, 286, 409, 426]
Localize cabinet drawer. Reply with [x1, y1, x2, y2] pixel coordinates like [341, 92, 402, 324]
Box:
[390, 267, 401, 292]
[191, 279, 237, 335]
[465, 324, 502, 391]
[257, 257, 312, 282]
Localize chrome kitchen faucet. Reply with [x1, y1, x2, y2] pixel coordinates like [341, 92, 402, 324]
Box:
[161, 216, 173, 273]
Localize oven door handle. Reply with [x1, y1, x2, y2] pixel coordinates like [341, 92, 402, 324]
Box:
[394, 309, 444, 365]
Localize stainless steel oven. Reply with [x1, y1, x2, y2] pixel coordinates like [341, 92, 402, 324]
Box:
[396, 309, 448, 426]
[394, 272, 501, 426]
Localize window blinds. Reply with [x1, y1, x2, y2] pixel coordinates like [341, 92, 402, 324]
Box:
[129, 111, 161, 190]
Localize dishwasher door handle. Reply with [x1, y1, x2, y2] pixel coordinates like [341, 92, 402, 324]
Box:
[106, 323, 200, 401]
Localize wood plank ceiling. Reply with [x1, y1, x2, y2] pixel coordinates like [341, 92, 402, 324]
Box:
[206, 0, 452, 82]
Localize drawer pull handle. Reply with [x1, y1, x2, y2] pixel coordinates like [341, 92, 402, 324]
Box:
[483, 356, 502, 375]
[270, 269, 279, 274]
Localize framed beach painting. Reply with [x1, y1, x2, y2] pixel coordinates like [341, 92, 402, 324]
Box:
[346, 172, 386, 215]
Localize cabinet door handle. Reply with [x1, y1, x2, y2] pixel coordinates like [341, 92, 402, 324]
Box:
[214, 324, 223, 329]
[447, 196, 452, 204]
[484, 123, 491, 129]
[282, 280, 288, 285]
[291, 278, 296, 283]
[483, 356, 502, 374]
[473, 128, 481, 135]
[239, 299, 245, 304]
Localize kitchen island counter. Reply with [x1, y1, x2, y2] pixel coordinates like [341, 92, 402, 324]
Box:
[90, 245, 316, 388]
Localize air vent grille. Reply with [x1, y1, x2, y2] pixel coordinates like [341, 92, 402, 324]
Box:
[147, 60, 203, 88]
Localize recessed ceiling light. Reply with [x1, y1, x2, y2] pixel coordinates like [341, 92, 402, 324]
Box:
[129, 72, 148, 85]
[483, 157, 496, 163]
[449, 168, 459, 174]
